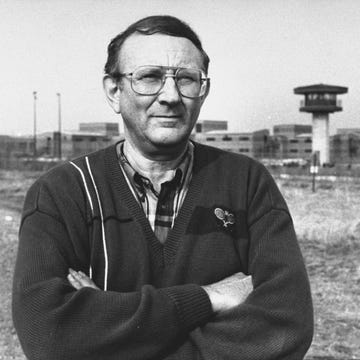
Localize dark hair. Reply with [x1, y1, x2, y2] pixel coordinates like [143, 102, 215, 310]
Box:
[104, 15, 210, 76]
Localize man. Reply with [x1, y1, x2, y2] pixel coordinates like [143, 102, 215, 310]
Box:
[13, 15, 313, 360]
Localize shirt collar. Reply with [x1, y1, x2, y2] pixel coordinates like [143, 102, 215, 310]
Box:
[118, 141, 193, 192]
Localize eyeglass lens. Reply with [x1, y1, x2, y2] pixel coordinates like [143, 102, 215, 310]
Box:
[131, 66, 207, 98]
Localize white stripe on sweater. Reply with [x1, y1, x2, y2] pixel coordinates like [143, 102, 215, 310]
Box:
[69, 161, 94, 279]
[85, 156, 109, 291]
[69, 161, 94, 214]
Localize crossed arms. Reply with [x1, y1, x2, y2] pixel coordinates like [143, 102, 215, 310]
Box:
[12, 163, 313, 360]
[68, 269, 253, 314]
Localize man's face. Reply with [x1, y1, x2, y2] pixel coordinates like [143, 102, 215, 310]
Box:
[109, 33, 208, 156]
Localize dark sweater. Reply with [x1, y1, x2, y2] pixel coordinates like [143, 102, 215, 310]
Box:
[13, 142, 313, 360]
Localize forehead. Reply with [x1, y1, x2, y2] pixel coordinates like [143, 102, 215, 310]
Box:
[118, 33, 205, 71]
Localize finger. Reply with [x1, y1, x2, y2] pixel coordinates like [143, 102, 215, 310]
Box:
[69, 269, 100, 290]
[67, 273, 82, 290]
[68, 269, 89, 289]
[77, 271, 99, 289]
[69, 268, 80, 278]
[78, 271, 91, 282]
[70, 269, 87, 283]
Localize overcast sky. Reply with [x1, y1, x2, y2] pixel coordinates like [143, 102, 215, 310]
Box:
[1, 0, 359, 136]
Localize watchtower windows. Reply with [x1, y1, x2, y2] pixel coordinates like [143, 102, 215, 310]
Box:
[305, 92, 337, 107]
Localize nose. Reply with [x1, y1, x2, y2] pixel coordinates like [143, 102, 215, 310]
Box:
[157, 75, 181, 104]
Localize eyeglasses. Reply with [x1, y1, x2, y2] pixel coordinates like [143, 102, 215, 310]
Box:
[114, 65, 209, 98]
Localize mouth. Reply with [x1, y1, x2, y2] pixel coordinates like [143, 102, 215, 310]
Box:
[152, 115, 182, 118]
[151, 115, 182, 128]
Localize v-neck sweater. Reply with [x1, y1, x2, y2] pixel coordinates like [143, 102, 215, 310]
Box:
[13, 142, 313, 360]
[118, 140, 194, 243]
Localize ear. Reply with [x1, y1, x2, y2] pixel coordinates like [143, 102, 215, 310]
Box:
[200, 79, 210, 104]
[103, 75, 121, 113]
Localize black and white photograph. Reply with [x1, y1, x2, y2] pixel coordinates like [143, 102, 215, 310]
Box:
[0, 1, 359, 359]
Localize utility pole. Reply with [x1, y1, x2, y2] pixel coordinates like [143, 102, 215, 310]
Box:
[33, 91, 37, 157]
[56, 92, 62, 159]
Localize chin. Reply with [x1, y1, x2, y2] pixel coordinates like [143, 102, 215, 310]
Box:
[149, 129, 190, 148]
[151, 138, 185, 149]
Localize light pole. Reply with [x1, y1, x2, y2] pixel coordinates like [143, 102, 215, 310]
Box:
[56, 92, 62, 159]
[33, 91, 37, 157]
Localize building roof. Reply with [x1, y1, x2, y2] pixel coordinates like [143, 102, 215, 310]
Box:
[274, 124, 312, 129]
[295, 133, 312, 138]
[294, 83, 348, 94]
[201, 130, 252, 135]
[337, 128, 360, 135]
[197, 120, 228, 123]
[79, 122, 118, 126]
[69, 131, 108, 137]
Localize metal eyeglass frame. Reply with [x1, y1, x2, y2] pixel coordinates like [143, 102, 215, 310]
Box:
[113, 65, 210, 99]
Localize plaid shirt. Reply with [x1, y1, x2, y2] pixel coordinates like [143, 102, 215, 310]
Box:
[118, 142, 194, 244]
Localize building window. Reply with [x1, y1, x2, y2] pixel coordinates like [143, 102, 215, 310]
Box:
[222, 136, 232, 141]
[90, 137, 97, 142]
[239, 148, 250, 152]
[305, 138, 312, 143]
[206, 137, 215, 141]
[239, 136, 250, 141]
[290, 149, 298, 153]
[18, 142, 27, 151]
[305, 149, 312, 153]
[290, 139, 299, 143]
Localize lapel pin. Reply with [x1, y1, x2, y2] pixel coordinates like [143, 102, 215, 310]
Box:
[214, 207, 235, 228]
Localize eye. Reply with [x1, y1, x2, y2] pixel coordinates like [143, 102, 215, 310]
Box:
[135, 68, 162, 83]
[177, 70, 201, 84]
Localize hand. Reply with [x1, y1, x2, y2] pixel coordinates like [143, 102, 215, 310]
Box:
[67, 268, 253, 313]
[202, 273, 253, 313]
[67, 268, 100, 290]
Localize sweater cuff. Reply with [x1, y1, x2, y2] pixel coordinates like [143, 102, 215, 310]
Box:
[160, 284, 213, 331]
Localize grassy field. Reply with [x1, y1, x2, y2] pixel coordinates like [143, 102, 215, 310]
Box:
[278, 177, 360, 359]
[0, 171, 40, 360]
[0, 170, 359, 359]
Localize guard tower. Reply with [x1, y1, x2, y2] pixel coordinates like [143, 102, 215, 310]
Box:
[294, 84, 348, 165]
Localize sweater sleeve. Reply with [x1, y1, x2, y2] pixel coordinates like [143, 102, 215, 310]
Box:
[185, 164, 314, 359]
[12, 174, 212, 360]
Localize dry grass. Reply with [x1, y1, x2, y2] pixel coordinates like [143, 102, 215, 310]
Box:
[278, 178, 360, 359]
[0, 208, 24, 360]
[0, 171, 40, 360]
[0, 170, 359, 359]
